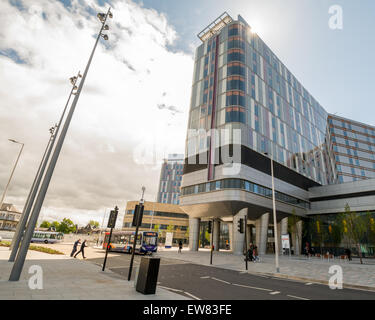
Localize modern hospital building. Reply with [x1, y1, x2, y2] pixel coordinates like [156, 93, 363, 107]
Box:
[179, 13, 375, 256]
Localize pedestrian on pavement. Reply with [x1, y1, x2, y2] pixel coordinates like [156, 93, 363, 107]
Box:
[304, 242, 310, 257]
[178, 240, 183, 253]
[253, 245, 259, 262]
[345, 248, 352, 261]
[245, 243, 254, 261]
[74, 240, 87, 259]
[70, 239, 81, 257]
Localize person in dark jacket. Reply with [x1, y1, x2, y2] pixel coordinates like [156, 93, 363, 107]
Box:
[70, 239, 81, 257]
[74, 240, 87, 259]
[178, 240, 183, 253]
[245, 243, 254, 261]
[345, 248, 352, 261]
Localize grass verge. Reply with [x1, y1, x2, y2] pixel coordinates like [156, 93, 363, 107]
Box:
[0, 241, 64, 255]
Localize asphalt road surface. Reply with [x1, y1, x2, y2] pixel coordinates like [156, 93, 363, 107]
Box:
[87, 253, 375, 300]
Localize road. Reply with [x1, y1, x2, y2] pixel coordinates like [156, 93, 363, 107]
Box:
[86, 252, 375, 300]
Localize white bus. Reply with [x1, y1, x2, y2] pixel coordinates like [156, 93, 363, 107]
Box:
[31, 231, 64, 244]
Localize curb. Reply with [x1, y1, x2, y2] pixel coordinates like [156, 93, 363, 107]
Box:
[249, 271, 375, 292]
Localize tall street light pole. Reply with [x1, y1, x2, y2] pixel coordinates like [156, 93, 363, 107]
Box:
[0, 139, 24, 212]
[9, 72, 80, 262]
[265, 152, 280, 273]
[9, 8, 113, 281]
[9, 127, 55, 253]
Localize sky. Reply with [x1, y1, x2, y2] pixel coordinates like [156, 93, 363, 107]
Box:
[0, 0, 374, 228]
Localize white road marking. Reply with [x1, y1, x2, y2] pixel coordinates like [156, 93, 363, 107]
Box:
[211, 277, 231, 285]
[287, 294, 310, 300]
[200, 276, 210, 279]
[305, 282, 313, 285]
[270, 291, 280, 295]
[232, 283, 272, 292]
[183, 291, 201, 300]
[158, 285, 183, 293]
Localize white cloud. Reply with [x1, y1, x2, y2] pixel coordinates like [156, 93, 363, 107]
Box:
[0, 0, 194, 227]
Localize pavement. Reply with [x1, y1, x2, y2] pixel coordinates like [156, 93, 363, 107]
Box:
[154, 248, 375, 291]
[0, 246, 189, 300]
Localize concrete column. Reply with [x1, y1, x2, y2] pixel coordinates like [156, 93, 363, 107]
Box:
[213, 219, 220, 251]
[294, 220, 303, 255]
[232, 208, 248, 255]
[228, 222, 233, 251]
[189, 217, 200, 251]
[255, 212, 270, 255]
[291, 219, 302, 255]
[281, 217, 288, 235]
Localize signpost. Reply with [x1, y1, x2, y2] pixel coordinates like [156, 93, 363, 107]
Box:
[102, 206, 118, 271]
[128, 187, 145, 281]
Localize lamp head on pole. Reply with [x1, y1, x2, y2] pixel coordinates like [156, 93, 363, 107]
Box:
[8, 139, 22, 145]
[97, 13, 105, 22]
[101, 34, 109, 40]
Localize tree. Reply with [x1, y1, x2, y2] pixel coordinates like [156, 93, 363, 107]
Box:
[88, 220, 100, 229]
[166, 225, 174, 232]
[366, 212, 375, 246]
[40, 221, 51, 229]
[342, 204, 367, 264]
[308, 215, 326, 255]
[57, 218, 76, 234]
[51, 221, 60, 231]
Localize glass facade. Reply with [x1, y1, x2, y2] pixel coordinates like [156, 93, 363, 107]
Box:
[157, 154, 184, 204]
[187, 15, 329, 185]
[304, 211, 375, 257]
[181, 178, 310, 209]
[327, 115, 375, 183]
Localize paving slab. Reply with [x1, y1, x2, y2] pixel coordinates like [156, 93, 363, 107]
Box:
[0, 247, 189, 300]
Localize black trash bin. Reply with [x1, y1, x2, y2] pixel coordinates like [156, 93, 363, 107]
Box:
[136, 257, 160, 294]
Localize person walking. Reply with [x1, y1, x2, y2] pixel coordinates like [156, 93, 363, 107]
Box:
[178, 240, 183, 253]
[74, 239, 87, 259]
[345, 248, 352, 261]
[253, 245, 259, 262]
[245, 243, 254, 261]
[70, 239, 81, 257]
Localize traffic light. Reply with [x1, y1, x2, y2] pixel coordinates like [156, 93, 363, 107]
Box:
[107, 206, 119, 229]
[237, 218, 244, 233]
[132, 204, 144, 227]
[207, 221, 212, 234]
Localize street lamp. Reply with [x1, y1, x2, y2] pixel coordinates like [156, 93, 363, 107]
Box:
[0, 139, 24, 212]
[9, 8, 113, 281]
[9, 72, 80, 262]
[264, 151, 280, 273]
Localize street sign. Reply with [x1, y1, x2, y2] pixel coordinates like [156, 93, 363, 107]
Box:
[281, 234, 290, 249]
[165, 232, 173, 248]
[107, 209, 118, 228]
